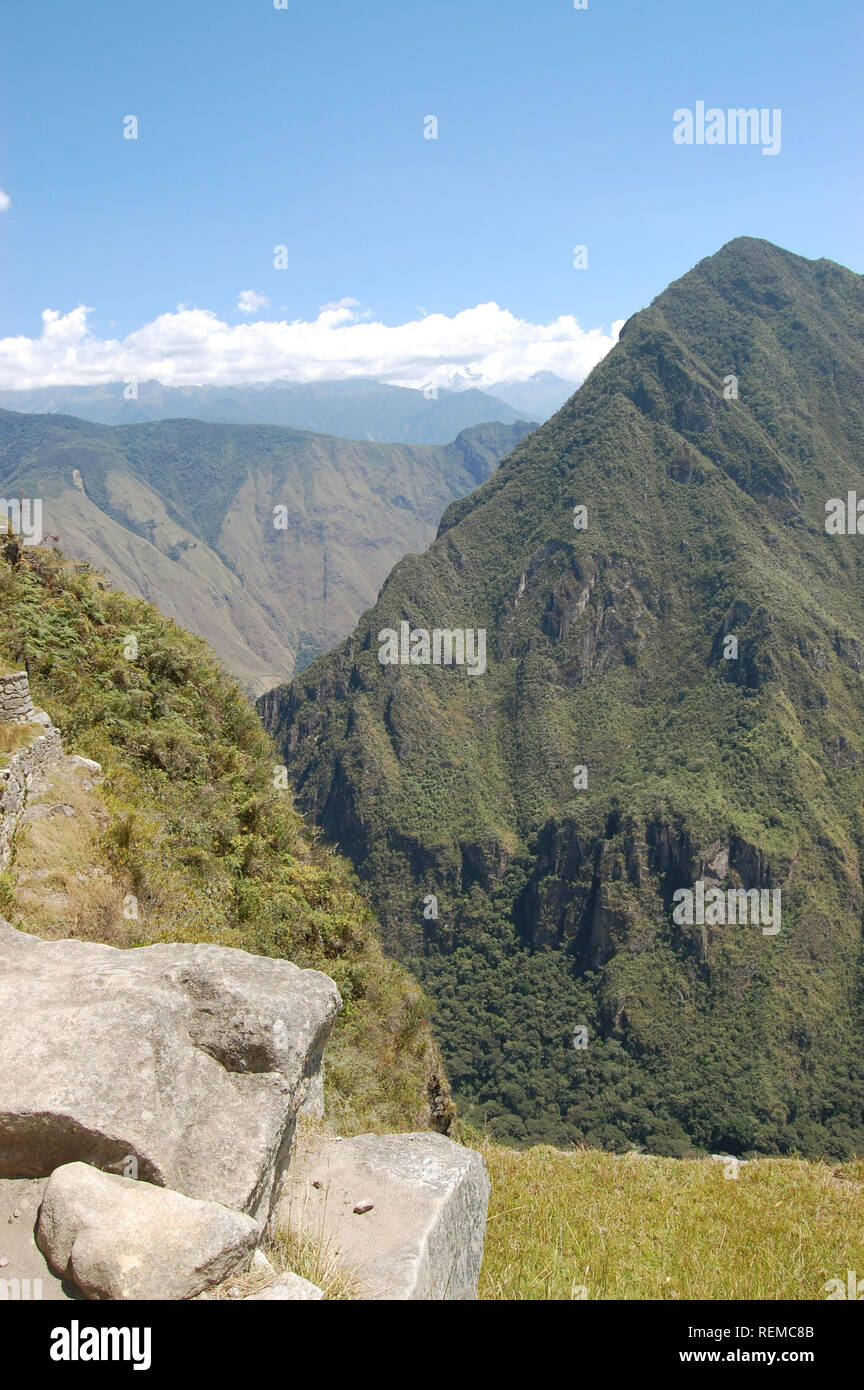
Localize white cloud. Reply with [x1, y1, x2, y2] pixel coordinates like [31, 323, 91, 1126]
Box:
[0, 190, 11, 213]
[236, 289, 270, 314]
[0, 300, 624, 392]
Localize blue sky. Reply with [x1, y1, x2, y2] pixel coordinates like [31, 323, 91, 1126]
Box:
[1, 0, 861, 389]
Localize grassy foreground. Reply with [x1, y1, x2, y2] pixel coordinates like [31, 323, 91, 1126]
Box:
[473, 1141, 864, 1300]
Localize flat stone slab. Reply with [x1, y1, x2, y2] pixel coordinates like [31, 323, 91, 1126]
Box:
[281, 1131, 490, 1300]
[0, 919, 341, 1222]
[37, 1162, 259, 1301]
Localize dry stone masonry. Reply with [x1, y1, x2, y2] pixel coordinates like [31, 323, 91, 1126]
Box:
[0, 671, 64, 869]
[0, 671, 35, 722]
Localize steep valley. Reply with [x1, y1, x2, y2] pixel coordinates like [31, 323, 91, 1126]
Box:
[0, 413, 534, 694]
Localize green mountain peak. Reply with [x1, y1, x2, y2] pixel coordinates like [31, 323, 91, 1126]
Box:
[261, 237, 864, 1157]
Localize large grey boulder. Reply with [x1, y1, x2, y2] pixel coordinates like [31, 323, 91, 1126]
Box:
[281, 1131, 490, 1300]
[37, 1162, 259, 1300]
[0, 919, 340, 1222]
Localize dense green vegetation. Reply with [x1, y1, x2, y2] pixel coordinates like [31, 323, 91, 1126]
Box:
[263, 238, 864, 1157]
[0, 538, 450, 1136]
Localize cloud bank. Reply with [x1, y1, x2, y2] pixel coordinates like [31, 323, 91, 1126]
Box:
[0, 299, 624, 392]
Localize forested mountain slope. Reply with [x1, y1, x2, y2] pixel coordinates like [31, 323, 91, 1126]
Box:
[261, 238, 864, 1156]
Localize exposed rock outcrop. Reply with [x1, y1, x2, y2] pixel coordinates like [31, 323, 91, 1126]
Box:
[0, 666, 487, 1301]
[0, 920, 341, 1223]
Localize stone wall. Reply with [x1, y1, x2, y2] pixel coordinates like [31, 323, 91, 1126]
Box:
[0, 672, 35, 723]
[0, 671, 63, 869]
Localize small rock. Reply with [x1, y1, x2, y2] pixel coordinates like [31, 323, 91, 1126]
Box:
[353, 1201, 374, 1215]
[0, 1258, 8, 1268]
[312, 1181, 322, 1190]
[243, 1273, 323, 1301]
[68, 755, 103, 776]
[249, 1249, 276, 1278]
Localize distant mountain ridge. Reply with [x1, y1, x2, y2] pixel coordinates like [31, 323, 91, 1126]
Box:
[0, 378, 538, 444]
[485, 372, 579, 420]
[0, 410, 535, 693]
